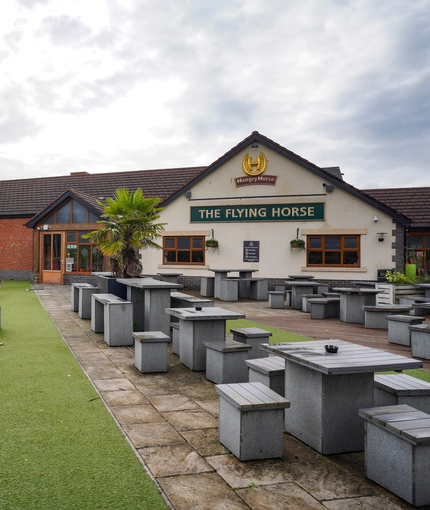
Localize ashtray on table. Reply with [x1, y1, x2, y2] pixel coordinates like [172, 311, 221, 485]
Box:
[195, 306, 202, 311]
[324, 345, 339, 353]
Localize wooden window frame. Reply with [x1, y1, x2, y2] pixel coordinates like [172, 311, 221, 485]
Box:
[307, 235, 361, 267]
[163, 236, 205, 265]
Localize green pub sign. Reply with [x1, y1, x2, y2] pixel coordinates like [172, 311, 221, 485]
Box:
[190, 203, 324, 222]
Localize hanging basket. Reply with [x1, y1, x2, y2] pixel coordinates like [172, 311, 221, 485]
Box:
[290, 239, 306, 251]
[205, 239, 219, 249]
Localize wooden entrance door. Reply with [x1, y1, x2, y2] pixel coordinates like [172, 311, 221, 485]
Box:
[41, 232, 64, 284]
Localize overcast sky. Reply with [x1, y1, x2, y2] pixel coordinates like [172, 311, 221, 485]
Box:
[1, 0, 429, 189]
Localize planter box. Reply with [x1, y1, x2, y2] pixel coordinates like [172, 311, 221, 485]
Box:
[94, 274, 127, 299]
[376, 284, 423, 305]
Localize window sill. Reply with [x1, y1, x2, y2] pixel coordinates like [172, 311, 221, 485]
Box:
[301, 267, 367, 272]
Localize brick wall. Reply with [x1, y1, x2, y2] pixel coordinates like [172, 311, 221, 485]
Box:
[0, 218, 33, 272]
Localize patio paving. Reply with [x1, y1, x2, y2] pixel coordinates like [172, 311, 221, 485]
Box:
[35, 284, 430, 510]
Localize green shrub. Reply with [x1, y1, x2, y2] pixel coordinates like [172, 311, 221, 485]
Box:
[384, 270, 415, 284]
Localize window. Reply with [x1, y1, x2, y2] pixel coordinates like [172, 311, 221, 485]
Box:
[163, 236, 205, 265]
[406, 233, 430, 276]
[66, 231, 104, 273]
[44, 200, 99, 224]
[307, 235, 360, 267]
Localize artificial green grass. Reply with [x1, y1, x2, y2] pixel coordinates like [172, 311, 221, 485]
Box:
[226, 319, 312, 343]
[0, 281, 168, 510]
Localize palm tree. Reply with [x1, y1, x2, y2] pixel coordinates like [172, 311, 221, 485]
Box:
[84, 188, 165, 278]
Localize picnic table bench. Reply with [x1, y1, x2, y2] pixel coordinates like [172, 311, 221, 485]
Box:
[374, 373, 430, 413]
[246, 356, 285, 396]
[363, 304, 413, 329]
[215, 381, 290, 460]
[91, 293, 133, 346]
[359, 404, 430, 506]
[387, 314, 425, 346]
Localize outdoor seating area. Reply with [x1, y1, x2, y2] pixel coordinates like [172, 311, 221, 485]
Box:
[54, 280, 430, 508]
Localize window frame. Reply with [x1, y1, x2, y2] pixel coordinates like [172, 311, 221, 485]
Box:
[406, 232, 430, 276]
[307, 235, 361, 267]
[65, 230, 104, 273]
[163, 236, 205, 265]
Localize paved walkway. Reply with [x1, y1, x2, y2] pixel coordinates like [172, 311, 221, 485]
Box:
[36, 284, 429, 510]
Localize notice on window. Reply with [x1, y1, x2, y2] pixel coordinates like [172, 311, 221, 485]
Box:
[243, 241, 259, 262]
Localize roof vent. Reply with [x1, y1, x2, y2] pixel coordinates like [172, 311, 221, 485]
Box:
[70, 171, 90, 176]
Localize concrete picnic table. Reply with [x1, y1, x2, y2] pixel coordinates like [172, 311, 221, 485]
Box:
[209, 269, 259, 299]
[165, 306, 245, 371]
[332, 287, 382, 324]
[117, 277, 183, 336]
[286, 280, 321, 309]
[262, 339, 423, 455]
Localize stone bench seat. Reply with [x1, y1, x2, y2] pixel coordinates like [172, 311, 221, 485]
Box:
[387, 314, 425, 346]
[268, 291, 285, 309]
[215, 381, 290, 460]
[230, 327, 272, 359]
[302, 293, 322, 313]
[91, 293, 133, 346]
[359, 404, 430, 506]
[308, 297, 340, 319]
[246, 356, 285, 396]
[133, 331, 170, 373]
[71, 283, 95, 312]
[219, 278, 239, 301]
[249, 278, 269, 301]
[412, 302, 430, 316]
[78, 285, 99, 319]
[363, 305, 413, 329]
[410, 324, 430, 360]
[200, 276, 215, 297]
[374, 373, 430, 413]
[204, 339, 252, 384]
[398, 295, 429, 306]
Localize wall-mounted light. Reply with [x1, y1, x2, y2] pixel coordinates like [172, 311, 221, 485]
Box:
[323, 183, 334, 193]
[377, 232, 387, 242]
[251, 143, 259, 149]
[43, 224, 49, 231]
[373, 215, 379, 222]
[184, 190, 192, 199]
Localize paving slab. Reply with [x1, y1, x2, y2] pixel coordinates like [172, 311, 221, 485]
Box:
[122, 422, 185, 448]
[237, 483, 325, 510]
[138, 444, 214, 477]
[158, 473, 250, 510]
[110, 404, 165, 424]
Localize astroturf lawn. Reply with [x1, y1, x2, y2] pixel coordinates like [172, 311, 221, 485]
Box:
[0, 281, 168, 510]
[226, 319, 313, 343]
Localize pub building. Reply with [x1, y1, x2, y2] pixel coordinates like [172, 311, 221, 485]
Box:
[0, 131, 429, 287]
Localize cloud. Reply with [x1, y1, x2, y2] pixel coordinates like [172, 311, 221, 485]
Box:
[0, 0, 429, 188]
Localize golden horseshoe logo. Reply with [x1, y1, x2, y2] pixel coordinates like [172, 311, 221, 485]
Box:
[242, 152, 267, 176]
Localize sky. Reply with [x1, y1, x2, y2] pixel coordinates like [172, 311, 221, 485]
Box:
[1, 0, 429, 189]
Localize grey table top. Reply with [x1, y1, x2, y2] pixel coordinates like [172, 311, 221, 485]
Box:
[262, 339, 423, 375]
[165, 306, 245, 321]
[117, 277, 183, 289]
[332, 287, 382, 294]
[209, 269, 258, 274]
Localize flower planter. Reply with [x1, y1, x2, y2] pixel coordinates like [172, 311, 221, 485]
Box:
[95, 274, 127, 299]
